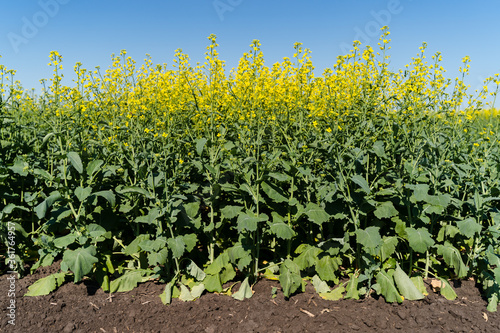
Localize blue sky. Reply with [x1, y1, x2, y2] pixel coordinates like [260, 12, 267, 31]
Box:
[1, 0, 499, 100]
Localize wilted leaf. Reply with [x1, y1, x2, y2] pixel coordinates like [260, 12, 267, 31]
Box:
[393, 264, 424, 300]
[25, 272, 66, 296]
[232, 277, 253, 300]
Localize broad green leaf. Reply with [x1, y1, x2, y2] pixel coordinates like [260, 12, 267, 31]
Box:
[379, 236, 398, 262]
[179, 283, 195, 301]
[268, 221, 296, 240]
[110, 270, 151, 293]
[219, 263, 236, 284]
[438, 278, 457, 300]
[53, 234, 77, 249]
[436, 243, 468, 278]
[221, 205, 243, 219]
[406, 227, 435, 253]
[67, 152, 83, 174]
[356, 226, 382, 250]
[294, 244, 323, 270]
[205, 252, 230, 275]
[351, 175, 370, 194]
[93, 190, 116, 207]
[191, 283, 205, 299]
[410, 276, 428, 296]
[135, 207, 160, 224]
[311, 275, 330, 294]
[203, 274, 222, 293]
[237, 213, 267, 232]
[124, 234, 150, 255]
[373, 270, 403, 303]
[86, 159, 104, 177]
[9, 159, 29, 176]
[62, 246, 98, 283]
[344, 276, 359, 300]
[232, 277, 253, 300]
[374, 201, 399, 219]
[24, 272, 66, 296]
[182, 233, 198, 252]
[268, 172, 291, 182]
[167, 236, 186, 259]
[279, 259, 302, 298]
[33, 168, 53, 181]
[75, 186, 92, 202]
[116, 186, 152, 198]
[315, 255, 338, 282]
[412, 184, 429, 202]
[372, 141, 387, 158]
[456, 217, 482, 238]
[34, 191, 62, 219]
[147, 248, 169, 266]
[487, 293, 499, 312]
[227, 243, 252, 271]
[393, 264, 424, 300]
[319, 285, 345, 300]
[195, 137, 207, 156]
[304, 202, 330, 225]
[159, 282, 173, 305]
[187, 260, 206, 281]
[261, 181, 288, 203]
[183, 201, 200, 218]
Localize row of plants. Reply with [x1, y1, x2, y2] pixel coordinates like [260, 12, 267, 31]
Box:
[2, 27, 500, 310]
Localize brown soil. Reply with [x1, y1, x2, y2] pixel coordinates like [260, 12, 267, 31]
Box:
[1, 261, 499, 333]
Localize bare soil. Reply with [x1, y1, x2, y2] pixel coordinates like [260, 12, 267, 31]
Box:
[1, 261, 500, 333]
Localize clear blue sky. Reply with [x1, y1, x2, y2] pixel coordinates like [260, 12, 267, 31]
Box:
[1, 0, 499, 100]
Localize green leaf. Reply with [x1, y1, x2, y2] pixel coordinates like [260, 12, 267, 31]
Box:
[116, 186, 152, 198]
[410, 276, 428, 296]
[75, 186, 92, 202]
[315, 255, 338, 282]
[187, 260, 206, 281]
[268, 220, 296, 240]
[182, 234, 198, 252]
[124, 234, 150, 255]
[406, 227, 435, 253]
[93, 190, 116, 207]
[86, 159, 104, 177]
[34, 191, 62, 219]
[436, 243, 468, 278]
[319, 285, 345, 300]
[311, 275, 330, 294]
[351, 175, 370, 194]
[344, 276, 359, 300]
[356, 226, 382, 250]
[62, 246, 98, 283]
[304, 202, 330, 225]
[232, 277, 253, 300]
[372, 141, 387, 159]
[379, 236, 398, 262]
[438, 278, 457, 300]
[373, 270, 403, 303]
[10, 159, 29, 176]
[167, 236, 186, 259]
[196, 138, 208, 156]
[261, 181, 288, 203]
[456, 217, 482, 238]
[279, 259, 302, 298]
[412, 184, 429, 202]
[53, 234, 77, 249]
[191, 283, 205, 299]
[221, 205, 243, 219]
[135, 207, 160, 224]
[67, 152, 83, 174]
[110, 270, 151, 293]
[294, 244, 322, 270]
[159, 282, 173, 305]
[147, 248, 169, 266]
[203, 274, 222, 293]
[24, 272, 66, 296]
[179, 283, 195, 301]
[237, 213, 267, 232]
[374, 201, 399, 219]
[393, 264, 424, 300]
